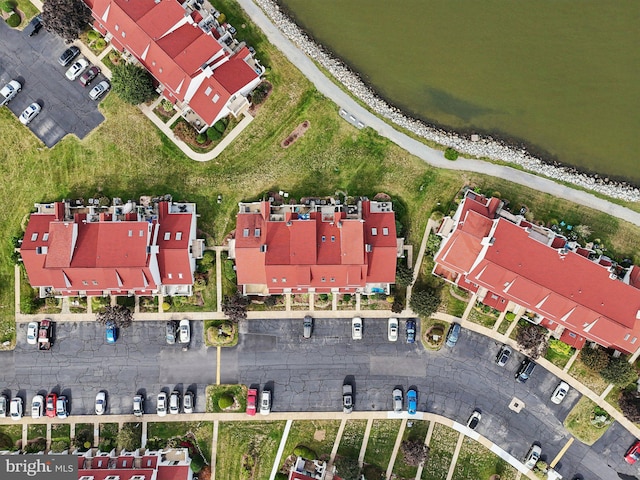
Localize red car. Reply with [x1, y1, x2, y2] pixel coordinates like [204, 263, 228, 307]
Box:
[625, 440, 640, 464]
[246, 388, 257, 416]
[45, 393, 57, 418]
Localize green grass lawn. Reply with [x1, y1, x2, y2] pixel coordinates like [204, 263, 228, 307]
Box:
[421, 423, 458, 480]
[544, 339, 576, 369]
[363, 419, 401, 471]
[74, 423, 94, 451]
[0, 424, 23, 451]
[99, 423, 119, 451]
[27, 424, 46, 440]
[50, 424, 71, 452]
[466, 307, 497, 329]
[216, 421, 286, 480]
[205, 384, 247, 413]
[393, 420, 430, 479]
[336, 419, 367, 459]
[203, 319, 238, 347]
[440, 288, 467, 318]
[568, 356, 609, 395]
[497, 316, 513, 335]
[281, 420, 341, 464]
[147, 421, 213, 457]
[564, 396, 612, 445]
[15, 0, 39, 27]
[451, 436, 517, 480]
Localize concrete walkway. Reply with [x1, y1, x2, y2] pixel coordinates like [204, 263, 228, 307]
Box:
[446, 431, 465, 480]
[386, 418, 407, 479]
[329, 418, 347, 465]
[270, 418, 292, 480]
[237, 0, 640, 228]
[358, 418, 374, 468]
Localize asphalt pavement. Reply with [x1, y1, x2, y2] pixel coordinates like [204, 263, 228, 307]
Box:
[0, 20, 105, 147]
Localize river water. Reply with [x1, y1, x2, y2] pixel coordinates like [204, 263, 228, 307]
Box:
[278, 0, 640, 183]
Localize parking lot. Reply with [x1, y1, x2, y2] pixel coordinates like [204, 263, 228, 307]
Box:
[0, 20, 106, 147]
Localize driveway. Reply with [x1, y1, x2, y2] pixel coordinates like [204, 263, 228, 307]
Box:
[0, 21, 105, 147]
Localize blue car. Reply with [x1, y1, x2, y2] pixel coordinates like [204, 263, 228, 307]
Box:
[445, 323, 461, 347]
[407, 389, 417, 415]
[406, 319, 416, 344]
[106, 322, 117, 344]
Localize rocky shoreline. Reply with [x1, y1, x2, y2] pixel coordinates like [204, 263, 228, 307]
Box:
[255, 0, 640, 202]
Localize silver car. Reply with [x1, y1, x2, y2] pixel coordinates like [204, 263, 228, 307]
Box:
[524, 444, 541, 469]
[169, 390, 180, 414]
[95, 391, 106, 415]
[89, 80, 110, 101]
[183, 390, 194, 414]
[19, 102, 41, 125]
[27, 322, 38, 345]
[179, 320, 190, 344]
[31, 394, 44, 419]
[133, 395, 144, 417]
[392, 388, 403, 413]
[0, 394, 7, 417]
[260, 390, 271, 415]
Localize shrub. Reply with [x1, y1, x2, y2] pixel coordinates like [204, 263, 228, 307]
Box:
[111, 63, 155, 105]
[223, 259, 236, 282]
[444, 147, 459, 160]
[548, 338, 574, 357]
[580, 346, 610, 372]
[50, 440, 69, 453]
[213, 118, 228, 133]
[395, 262, 414, 288]
[0, 0, 16, 13]
[162, 302, 170, 312]
[94, 38, 106, 50]
[87, 29, 100, 41]
[293, 445, 316, 459]
[199, 250, 215, 270]
[6, 12, 20, 27]
[218, 394, 234, 409]
[196, 133, 207, 144]
[264, 296, 277, 307]
[318, 293, 329, 302]
[409, 288, 440, 318]
[505, 312, 516, 321]
[206, 127, 222, 141]
[217, 13, 226, 24]
[189, 453, 205, 473]
[601, 356, 638, 386]
[193, 278, 207, 292]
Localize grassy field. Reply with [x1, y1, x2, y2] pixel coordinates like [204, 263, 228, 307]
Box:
[99, 423, 118, 451]
[51, 423, 71, 452]
[216, 421, 286, 480]
[27, 424, 46, 440]
[451, 436, 518, 480]
[564, 396, 612, 445]
[281, 420, 341, 464]
[205, 384, 247, 413]
[421, 423, 458, 480]
[466, 307, 497, 329]
[0, 424, 22, 451]
[147, 421, 213, 457]
[363, 419, 401, 471]
[392, 420, 430, 479]
[568, 356, 609, 395]
[336, 419, 367, 459]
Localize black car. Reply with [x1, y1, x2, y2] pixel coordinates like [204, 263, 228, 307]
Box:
[515, 358, 537, 383]
[58, 46, 80, 67]
[406, 319, 416, 343]
[165, 320, 177, 344]
[25, 16, 43, 37]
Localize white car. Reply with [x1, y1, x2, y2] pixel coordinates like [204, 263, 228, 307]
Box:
[179, 319, 190, 344]
[65, 58, 89, 80]
[183, 390, 194, 414]
[0, 394, 7, 417]
[95, 391, 106, 415]
[26, 322, 38, 345]
[89, 80, 110, 101]
[388, 317, 398, 342]
[10, 398, 23, 421]
[56, 396, 68, 419]
[260, 389, 271, 415]
[157, 392, 167, 417]
[352, 317, 362, 340]
[31, 394, 44, 419]
[551, 381, 570, 404]
[19, 102, 41, 125]
[169, 390, 180, 414]
[524, 444, 542, 469]
[133, 395, 144, 417]
[392, 388, 403, 413]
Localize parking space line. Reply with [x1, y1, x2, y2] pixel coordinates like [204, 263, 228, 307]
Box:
[550, 437, 574, 468]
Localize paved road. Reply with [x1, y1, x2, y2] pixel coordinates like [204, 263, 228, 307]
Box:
[2, 318, 638, 479]
[237, 0, 640, 228]
[0, 20, 105, 147]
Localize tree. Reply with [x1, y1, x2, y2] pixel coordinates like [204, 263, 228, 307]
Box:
[395, 262, 414, 288]
[222, 293, 249, 322]
[117, 424, 140, 451]
[425, 233, 442, 256]
[619, 391, 640, 422]
[333, 456, 360, 480]
[111, 63, 155, 105]
[580, 346, 610, 373]
[515, 323, 548, 359]
[400, 440, 428, 466]
[409, 288, 440, 318]
[96, 305, 133, 328]
[1, 0, 16, 13]
[41, 0, 91, 41]
[600, 356, 638, 386]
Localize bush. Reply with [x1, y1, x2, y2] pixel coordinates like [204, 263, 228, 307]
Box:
[50, 440, 69, 453]
[580, 347, 610, 373]
[505, 312, 516, 321]
[206, 127, 222, 141]
[111, 63, 155, 105]
[217, 13, 226, 24]
[395, 262, 414, 288]
[218, 394, 234, 409]
[601, 356, 638, 386]
[196, 133, 207, 144]
[293, 445, 316, 459]
[444, 147, 459, 160]
[189, 453, 205, 473]
[87, 29, 100, 41]
[94, 38, 106, 50]
[548, 338, 574, 357]
[199, 250, 215, 270]
[0, 0, 16, 13]
[213, 118, 227, 133]
[6, 12, 20, 27]
[409, 288, 440, 317]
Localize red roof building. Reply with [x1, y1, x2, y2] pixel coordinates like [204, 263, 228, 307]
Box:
[21, 196, 204, 298]
[433, 190, 640, 354]
[85, 0, 264, 132]
[229, 197, 400, 296]
[77, 448, 192, 480]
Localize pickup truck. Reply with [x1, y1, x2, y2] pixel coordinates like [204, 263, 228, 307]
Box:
[38, 319, 52, 351]
[0, 80, 21, 106]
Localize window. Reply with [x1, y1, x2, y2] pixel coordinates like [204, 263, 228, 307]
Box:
[331, 236, 335, 242]
[321, 236, 326, 242]
[382, 227, 389, 236]
[92, 280, 98, 286]
[115, 24, 119, 31]
[164, 232, 171, 241]
[272, 278, 277, 283]
[121, 31, 126, 38]
[31, 233, 38, 241]
[212, 93, 220, 103]
[139, 230, 144, 237]
[281, 277, 286, 282]
[633, 337, 638, 344]
[371, 228, 377, 236]
[205, 86, 212, 95]
[625, 333, 631, 341]
[330, 277, 335, 282]
[178, 273, 183, 279]
[43, 233, 49, 241]
[491, 294, 498, 300]
[254, 228, 261, 237]
[243, 228, 249, 237]
[168, 273, 173, 279]
[321, 277, 326, 282]
[176, 232, 183, 241]
[82, 280, 88, 286]
[128, 230, 133, 237]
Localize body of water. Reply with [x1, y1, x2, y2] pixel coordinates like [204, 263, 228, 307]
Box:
[278, 0, 640, 183]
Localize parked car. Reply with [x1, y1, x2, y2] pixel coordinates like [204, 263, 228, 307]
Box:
[260, 389, 271, 415]
[495, 345, 512, 367]
[183, 390, 194, 414]
[58, 46, 80, 67]
[169, 390, 180, 414]
[65, 58, 89, 81]
[524, 444, 541, 469]
[624, 439, 640, 464]
[24, 15, 42, 36]
[0, 80, 21, 107]
[157, 392, 167, 417]
[303, 315, 313, 339]
[392, 388, 403, 413]
[56, 396, 68, 419]
[105, 322, 117, 344]
[551, 381, 570, 404]
[31, 394, 44, 419]
[95, 391, 106, 415]
[165, 321, 177, 344]
[10, 397, 23, 421]
[27, 321, 38, 345]
[19, 102, 41, 125]
[406, 319, 416, 344]
[0, 394, 7, 417]
[79, 66, 100, 87]
[133, 395, 144, 417]
[352, 317, 362, 340]
[515, 359, 537, 383]
[179, 319, 190, 344]
[246, 388, 258, 416]
[342, 383, 353, 414]
[407, 389, 417, 415]
[467, 409, 481, 430]
[89, 80, 110, 101]
[45, 393, 57, 418]
[388, 317, 398, 342]
[445, 322, 461, 347]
